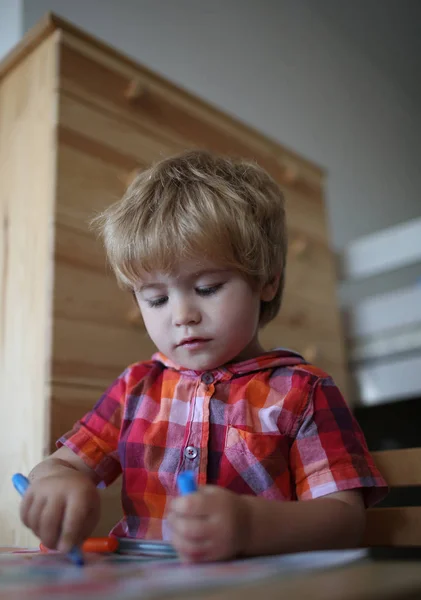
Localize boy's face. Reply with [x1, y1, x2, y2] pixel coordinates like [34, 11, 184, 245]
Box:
[134, 259, 275, 371]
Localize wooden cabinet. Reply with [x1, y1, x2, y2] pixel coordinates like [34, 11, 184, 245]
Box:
[0, 14, 348, 546]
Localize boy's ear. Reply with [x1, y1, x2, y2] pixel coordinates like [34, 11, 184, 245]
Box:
[260, 273, 281, 302]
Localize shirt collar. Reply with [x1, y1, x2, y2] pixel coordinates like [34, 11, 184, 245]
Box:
[152, 348, 305, 380]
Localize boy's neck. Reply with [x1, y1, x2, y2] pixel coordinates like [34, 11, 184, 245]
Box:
[229, 336, 266, 365]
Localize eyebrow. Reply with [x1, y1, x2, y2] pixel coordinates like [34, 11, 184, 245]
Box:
[136, 282, 166, 294]
[137, 269, 229, 293]
[192, 268, 229, 279]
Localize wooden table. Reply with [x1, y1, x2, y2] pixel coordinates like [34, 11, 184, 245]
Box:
[191, 559, 421, 600]
[2, 548, 421, 599]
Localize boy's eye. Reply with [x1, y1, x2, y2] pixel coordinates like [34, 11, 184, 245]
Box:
[147, 296, 168, 308]
[196, 284, 223, 297]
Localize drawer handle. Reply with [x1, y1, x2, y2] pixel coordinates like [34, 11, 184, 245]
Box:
[283, 164, 299, 184]
[290, 235, 309, 258]
[303, 344, 320, 363]
[125, 78, 145, 101]
[118, 168, 141, 188]
[126, 168, 140, 186]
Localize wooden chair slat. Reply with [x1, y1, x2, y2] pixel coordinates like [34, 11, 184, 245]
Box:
[372, 448, 421, 488]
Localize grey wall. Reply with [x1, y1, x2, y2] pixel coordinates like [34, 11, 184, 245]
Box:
[7, 0, 421, 252]
[0, 0, 22, 58]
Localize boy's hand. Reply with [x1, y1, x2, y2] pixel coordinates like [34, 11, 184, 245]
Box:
[168, 485, 248, 562]
[20, 470, 100, 552]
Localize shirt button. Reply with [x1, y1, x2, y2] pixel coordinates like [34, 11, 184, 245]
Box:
[201, 372, 214, 385]
[184, 446, 198, 459]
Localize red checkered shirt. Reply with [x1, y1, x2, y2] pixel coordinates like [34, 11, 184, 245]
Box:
[58, 349, 387, 540]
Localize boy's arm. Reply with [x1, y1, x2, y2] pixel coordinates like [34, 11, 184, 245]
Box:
[241, 489, 365, 556]
[28, 446, 98, 484]
[21, 366, 137, 550]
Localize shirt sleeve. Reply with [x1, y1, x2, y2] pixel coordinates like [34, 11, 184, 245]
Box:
[57, 369, 129, 487]
[289, 375, 388, 506]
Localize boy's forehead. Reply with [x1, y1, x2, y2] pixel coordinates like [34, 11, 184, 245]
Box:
[137, 259, 229, 283]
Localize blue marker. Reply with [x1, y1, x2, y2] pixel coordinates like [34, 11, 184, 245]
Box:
[177, 471, 198, 495]
[12, 473, 85, 567]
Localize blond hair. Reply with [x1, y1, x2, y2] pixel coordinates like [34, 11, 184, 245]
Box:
[93, 150, 287, 327]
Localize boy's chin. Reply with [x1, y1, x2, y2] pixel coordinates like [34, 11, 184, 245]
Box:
[170, 349, 226, 372]
[176, 358, 220, 372]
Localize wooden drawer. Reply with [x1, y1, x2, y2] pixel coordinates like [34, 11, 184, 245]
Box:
[284, 190, 329, 244]
[59, 38, 324, 196]
[51, 383, 103, 445]
[58, 92, 182, 176]
[54, 259, 135, 331]
[52, 252, 156, 389]
[278, 291, 343, 343]
[285, 233, 338, 305]
[276, 232, 347, 393]
[57, 106, 328, 241]
[59, 41, 279, 175]
[53, 138, 156, 388]
[52, 315, 154, 388]
[56, 142, 126, 232]
[261, 320, 345, 371]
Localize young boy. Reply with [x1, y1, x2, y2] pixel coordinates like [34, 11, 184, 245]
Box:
[20, 150, 386, 562]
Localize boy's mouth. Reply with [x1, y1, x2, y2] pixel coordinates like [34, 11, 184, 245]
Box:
[177, 337, 211, 348]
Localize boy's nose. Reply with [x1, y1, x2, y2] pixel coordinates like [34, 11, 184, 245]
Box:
[173, 301, 201, 327]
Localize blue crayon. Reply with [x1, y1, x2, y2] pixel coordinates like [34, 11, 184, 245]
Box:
[12, 473, 84, 567]
[177, 471, 198, 495]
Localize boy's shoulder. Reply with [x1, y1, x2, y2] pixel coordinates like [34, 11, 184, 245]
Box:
[268, 359, 343, 409]
[286, 362, 332, 380]
[270, 359, 333, 386]
[122, 358, 164, 386]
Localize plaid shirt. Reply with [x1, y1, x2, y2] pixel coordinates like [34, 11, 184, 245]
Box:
[58, 349, 387, 540]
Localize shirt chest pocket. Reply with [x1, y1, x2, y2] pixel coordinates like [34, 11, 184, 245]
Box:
[218, 425, 291, 500]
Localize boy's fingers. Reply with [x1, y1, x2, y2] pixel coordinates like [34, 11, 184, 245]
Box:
[171, 532, 211, 561]
[25, 496, 47, 536]
[171, 492, 210, 518]
[39, 498, 65, 550]
[171, 516, 211, 541]
[59, 498, 89, 552]
[20, 492, 34, 528]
